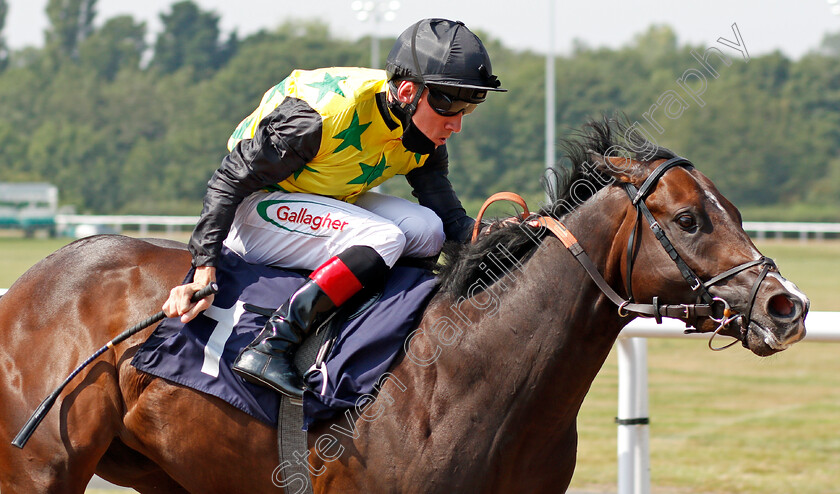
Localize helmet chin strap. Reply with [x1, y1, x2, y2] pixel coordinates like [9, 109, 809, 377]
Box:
[388, 81, 436, 155]
[388, 80, 423, 120]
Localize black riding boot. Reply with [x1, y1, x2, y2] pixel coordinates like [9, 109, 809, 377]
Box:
[232, 279, 334, 398]
[233, 245, 389, 399]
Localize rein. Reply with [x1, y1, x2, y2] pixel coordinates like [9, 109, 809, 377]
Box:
[472, 158, 776, 348]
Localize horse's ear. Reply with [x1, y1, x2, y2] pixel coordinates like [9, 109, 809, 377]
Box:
[588, 153, 646, 185]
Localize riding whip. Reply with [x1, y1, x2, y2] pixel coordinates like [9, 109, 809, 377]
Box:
[11, 282, 219, 449]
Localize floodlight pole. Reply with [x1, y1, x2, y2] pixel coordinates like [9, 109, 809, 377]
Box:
[371, 19, 380, 69]
[545, 0, 556, 206]
[351, 1, 400, 69]
[545, 0, 556, 174]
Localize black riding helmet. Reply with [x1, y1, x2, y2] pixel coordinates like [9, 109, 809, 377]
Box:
[385, 18, 505, 154]
[386, 18, 506, 108]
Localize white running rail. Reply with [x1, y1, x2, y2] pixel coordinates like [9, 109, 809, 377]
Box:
[615, 311, 839, 494]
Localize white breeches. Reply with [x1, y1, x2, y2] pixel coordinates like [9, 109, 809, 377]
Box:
[223, 191, 445, 270]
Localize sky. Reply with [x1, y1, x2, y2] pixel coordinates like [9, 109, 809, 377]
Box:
[4, 0, 840, 59]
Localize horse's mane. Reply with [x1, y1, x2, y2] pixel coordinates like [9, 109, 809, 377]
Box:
[436, 115, 677, 295]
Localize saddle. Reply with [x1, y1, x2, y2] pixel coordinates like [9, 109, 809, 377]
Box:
[131, 247, 438, 430]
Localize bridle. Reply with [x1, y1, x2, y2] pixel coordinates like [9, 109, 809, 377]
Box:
[471, 157, 777, 349]
[615, 157, 777, 348]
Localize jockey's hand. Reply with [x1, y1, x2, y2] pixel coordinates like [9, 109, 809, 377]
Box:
[481, 216, 523, 236]
[162, 265, 217, 323]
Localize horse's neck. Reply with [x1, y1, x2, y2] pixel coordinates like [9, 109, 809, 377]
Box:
[398, 192, 629, 468]
[452, 206, 627, 408]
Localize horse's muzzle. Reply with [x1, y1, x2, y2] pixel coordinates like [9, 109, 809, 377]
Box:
[741, 273, 809, 356]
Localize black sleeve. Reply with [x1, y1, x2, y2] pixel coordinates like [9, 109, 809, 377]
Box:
[405, 145, 475, 244]
[188, 97, 322, 267]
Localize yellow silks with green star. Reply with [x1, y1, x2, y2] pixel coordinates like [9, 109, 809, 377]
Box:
[227, 67, 429, 203]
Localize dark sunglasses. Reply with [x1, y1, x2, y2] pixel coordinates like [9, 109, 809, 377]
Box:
[426, 88, 480, 117]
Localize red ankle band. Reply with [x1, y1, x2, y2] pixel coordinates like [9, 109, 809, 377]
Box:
[309, 257, 363, 305]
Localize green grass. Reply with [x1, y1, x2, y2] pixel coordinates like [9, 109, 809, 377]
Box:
[0, 236, 74, 289]
[2, 236, 838, 493]
[570, 340, 840, 494]
[0, 232, 190, 290]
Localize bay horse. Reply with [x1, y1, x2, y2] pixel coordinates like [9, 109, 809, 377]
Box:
[0, 119, 808, 493]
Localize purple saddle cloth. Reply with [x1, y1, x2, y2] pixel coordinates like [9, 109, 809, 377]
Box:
[131, 247, 437, 430]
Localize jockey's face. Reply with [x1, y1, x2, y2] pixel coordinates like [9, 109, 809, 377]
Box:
[396, 81, 465, 148]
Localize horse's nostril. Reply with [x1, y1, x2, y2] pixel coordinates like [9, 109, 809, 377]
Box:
[769, 294, 795, 318]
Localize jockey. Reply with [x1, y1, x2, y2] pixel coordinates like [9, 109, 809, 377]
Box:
[162, 18, 506, 399]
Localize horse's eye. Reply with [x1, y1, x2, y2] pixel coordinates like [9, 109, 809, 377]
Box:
[676, 213, 696, 230]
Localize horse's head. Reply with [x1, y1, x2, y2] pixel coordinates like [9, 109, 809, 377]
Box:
[590, 152, 809, 356]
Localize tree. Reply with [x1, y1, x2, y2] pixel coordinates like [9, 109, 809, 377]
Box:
[817, 31, 840, 58]
[630, 24, 679, 64]
[151, 0, 236, 78]
[45, 0, 97, 61]
[0, 12, 837, 221]
[78, 15, 145, 80]
[0, 0, 8, 71]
